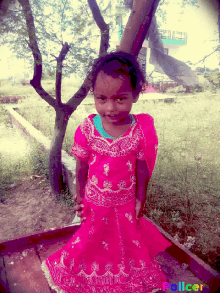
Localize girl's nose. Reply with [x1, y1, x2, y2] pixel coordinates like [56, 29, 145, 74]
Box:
[106, 100, 116, 111]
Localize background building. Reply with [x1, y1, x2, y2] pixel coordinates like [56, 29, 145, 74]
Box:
[108, 4, 188, 82]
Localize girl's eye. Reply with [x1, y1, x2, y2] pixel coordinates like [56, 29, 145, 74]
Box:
[96, 97, 126, 102]
[97, 97, 106, 101]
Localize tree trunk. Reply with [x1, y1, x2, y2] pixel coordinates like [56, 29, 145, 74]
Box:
[49, 108, 70, 197]
[119, 0, 160, 56]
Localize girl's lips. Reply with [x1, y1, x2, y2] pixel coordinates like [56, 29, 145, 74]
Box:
[107, 115, 119, 120]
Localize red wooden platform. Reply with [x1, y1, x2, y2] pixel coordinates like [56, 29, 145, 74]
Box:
[0, 219, 219, 293]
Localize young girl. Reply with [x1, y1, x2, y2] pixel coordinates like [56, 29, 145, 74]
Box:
[41, 51, 171, 293]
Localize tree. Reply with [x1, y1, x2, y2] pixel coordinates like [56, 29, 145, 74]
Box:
[0, 0, 123, 78]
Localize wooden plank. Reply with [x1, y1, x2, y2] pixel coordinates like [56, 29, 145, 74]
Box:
[0, 256, 10, 293]
[0, 224, 81, 256]
[4, 247, 51, 293]
[156, 251, 209, 293]
[144, 215, 220, 289]
[37, 234, 73, 262]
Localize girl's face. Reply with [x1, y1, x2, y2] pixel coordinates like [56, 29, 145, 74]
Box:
[93, 71, 139, 126]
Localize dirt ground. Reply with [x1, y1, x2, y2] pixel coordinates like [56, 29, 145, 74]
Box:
[0, 175, 75, 243]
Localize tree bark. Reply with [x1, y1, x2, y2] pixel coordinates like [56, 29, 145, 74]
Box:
[119, 0, 160, 57]
[49, 107, 69, 197]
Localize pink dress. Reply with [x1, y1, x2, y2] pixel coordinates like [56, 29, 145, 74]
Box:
[41, 113, 171, 293]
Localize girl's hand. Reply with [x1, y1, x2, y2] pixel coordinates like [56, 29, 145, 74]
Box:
[73, 194, 86, 223]
[135, 199, 145, 220]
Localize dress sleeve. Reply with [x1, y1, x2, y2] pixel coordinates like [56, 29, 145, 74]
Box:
[136, 114, 158, 179]
[137, 142, 145, 160]
[70, 123, 90, 161]
[144, 117, 158, 179]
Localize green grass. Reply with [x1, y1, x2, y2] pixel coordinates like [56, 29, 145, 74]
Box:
[0, 103, 73, 208]
[0, 106, 49, 201]
[1, 79, 220, 270]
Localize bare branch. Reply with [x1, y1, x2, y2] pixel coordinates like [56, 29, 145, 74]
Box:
[87, 0, 109, 56]
[56, 42, 70, 105]
[50, 54, 58, 60]
[17, 0, 56, 108]
[193, 48, 219, 67]
[24, 38, 31, 49]
[65, 0, 110, 111]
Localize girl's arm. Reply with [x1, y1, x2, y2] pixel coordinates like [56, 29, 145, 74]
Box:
[75, 158, 89, 204]
[136, 160, 150, 219]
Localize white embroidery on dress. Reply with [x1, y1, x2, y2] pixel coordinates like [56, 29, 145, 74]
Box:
[137, 149, 145, 160]
[91, 175, 98, 185]
[102, 241, 109, 250]
[89, 209, 95, 242]
[118, 263, 126, 271]
[126, 160, 132, 172]
[54, 250, 69, 269]
[125, 212, 133, 223]
[130, 175, 136, 183]
[117, 180, 126, 190]
[85, 180, 135, 207]
[103, 180, 112, 189]
[103, 163, 110, 176]
[101, 217, 108, 225]
[105, 263, 113, 272]
[89, 175, 135, 193]
[79, 263, 87, 271]
[132, 240, 141, 248]
[129, 258, 134, 267]
[139, 260, 146, 268]
[90, 154, 97, 165]
[80, 117, 143, 158]
[45, 256, 164, 291]
[71, 236, 80, 249]
[71, 142, 90, 159]
[115, 207, 125, 266]
[69, 277, 76, 286]
[91, 262, 99, 272]
[69, 259, 75, 271]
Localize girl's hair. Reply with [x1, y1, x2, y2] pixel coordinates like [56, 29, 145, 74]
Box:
[87, 50, 147, 97]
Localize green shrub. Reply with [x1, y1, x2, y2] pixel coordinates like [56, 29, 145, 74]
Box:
[204, 72, 220, 93]
[166, 85, 186, 94]
[191, 84, 204, 93]
[0, 105, 11, 125]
